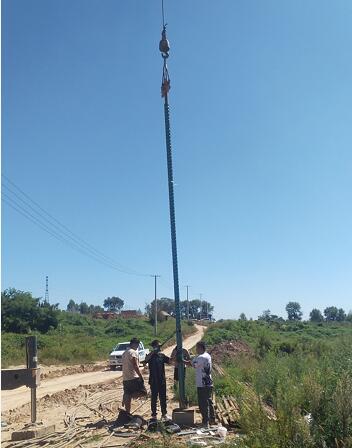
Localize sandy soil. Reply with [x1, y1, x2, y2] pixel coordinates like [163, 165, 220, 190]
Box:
[1, 325, 205, 416]
[5, 361, 108, 380]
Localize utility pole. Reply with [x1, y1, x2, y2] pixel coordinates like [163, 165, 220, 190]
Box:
[185, 285, 190, 320]
[159, 6, 186, 408]
[151, 275, 160, 336]
[45, 276, 49, 303]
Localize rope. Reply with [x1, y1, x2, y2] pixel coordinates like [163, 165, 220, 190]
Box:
[161, 0, 165, 28]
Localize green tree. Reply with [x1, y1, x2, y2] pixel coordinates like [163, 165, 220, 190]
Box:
[145, 297, 214, 321]
[188, 299, 202, 319]
[103, 296, 124, 312]
[146, 297, 174, 323]
[1, 288, 58, 333]
[200, 301, 214, 319]
[36, 301, 59, 332]
[79, 302, 89, 314]
[88, 304, 104, 314]
[239, 313, 247, 321]
[258, 309, 272, 322]
[310, 308, 323, 322]
[67, 299, 79, 312]
[337, 308, 346, 322]
[286, 301, 303, 321]
[324, 306, 339, 321]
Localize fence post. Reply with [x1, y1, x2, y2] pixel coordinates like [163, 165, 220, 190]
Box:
[26, 336, 38, 424]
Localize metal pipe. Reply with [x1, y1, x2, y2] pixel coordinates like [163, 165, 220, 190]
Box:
[163, 93, 186, 408]
[154, 275, 158, 335]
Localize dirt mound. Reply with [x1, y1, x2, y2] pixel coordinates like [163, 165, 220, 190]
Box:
[209, 340, 253, 364]
[40, 362, 107, 380]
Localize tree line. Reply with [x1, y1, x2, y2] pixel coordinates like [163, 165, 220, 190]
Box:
[3, 288, 350, 336]
[66, 296, 124, 314]
[1, 289, 128, 333]
[3, 288, 213, 334]
[252, 301, 352, 323]
[145, 297, 214, 322]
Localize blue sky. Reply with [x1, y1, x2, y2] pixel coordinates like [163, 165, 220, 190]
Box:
[2, 0, 352, 319]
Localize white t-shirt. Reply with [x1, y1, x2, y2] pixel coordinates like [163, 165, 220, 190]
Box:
[122, 348, 139, 381]
[192, 352, 213, 388]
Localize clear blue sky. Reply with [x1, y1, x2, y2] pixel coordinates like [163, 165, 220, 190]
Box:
[2, 0, 352, 319]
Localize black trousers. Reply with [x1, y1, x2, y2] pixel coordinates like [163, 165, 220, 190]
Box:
[197, 387, 215, 424]
[150, 383, 167, 417]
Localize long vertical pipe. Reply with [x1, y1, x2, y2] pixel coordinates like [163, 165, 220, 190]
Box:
[163, 93, 186, 408]
[154, 275, 158, 336]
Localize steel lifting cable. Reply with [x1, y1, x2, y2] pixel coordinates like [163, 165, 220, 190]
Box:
[161, 0, 165, 28]
[159, 0, 170, 98]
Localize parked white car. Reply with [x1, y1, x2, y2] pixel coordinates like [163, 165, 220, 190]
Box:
[109, 341, 149, 370]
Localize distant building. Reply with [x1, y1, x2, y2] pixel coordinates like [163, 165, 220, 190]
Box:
[158, 310, 173, 321]
[93, 311, 118, 320]
[120, 310, 139, 319]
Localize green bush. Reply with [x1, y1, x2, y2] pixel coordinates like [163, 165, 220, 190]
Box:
[204, 319, 352, 447]
[1, 288, 59, 333]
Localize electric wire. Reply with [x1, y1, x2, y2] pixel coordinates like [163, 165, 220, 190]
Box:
[161, 0, 165, 27]
[2, 175, 145, 276]
[2, 178, 151, 277]
[2, 183, 126, 268]
[3, 187, 200, 304]
[2, 193, 138, 272]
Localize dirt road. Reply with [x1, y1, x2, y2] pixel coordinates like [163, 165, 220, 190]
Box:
[1, 325, 205, 413]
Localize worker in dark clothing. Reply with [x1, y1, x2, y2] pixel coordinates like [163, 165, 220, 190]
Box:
[170, 345, 191, 384]
[144, 340, 171, 420]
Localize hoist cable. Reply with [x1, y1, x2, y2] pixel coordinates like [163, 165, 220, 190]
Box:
[161, 0, 165, 27]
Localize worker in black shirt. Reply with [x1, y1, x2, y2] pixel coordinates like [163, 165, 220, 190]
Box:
[144, 339, 170, 420]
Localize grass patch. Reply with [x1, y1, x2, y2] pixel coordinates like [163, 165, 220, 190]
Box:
[1, 312, 195, 367]
[204, 320, 352, 448]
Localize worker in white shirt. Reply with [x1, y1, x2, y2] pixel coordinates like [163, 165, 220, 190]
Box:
[188, 341, 216, 427]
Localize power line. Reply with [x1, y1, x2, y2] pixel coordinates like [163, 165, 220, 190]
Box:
[2, 192, 147, 275]
[2, 184, 124, 268]
[2, 177, 150, 277]
[2, 194, 127, 270]
[2, 176, 203, 297]
[2, 180, 124, 268]
[3, 175, 146, 275]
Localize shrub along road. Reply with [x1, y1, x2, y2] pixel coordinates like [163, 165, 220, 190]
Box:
[1, 325, 205, 412]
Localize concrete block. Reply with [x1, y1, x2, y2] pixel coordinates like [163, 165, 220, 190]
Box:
[11, 424, 55, 441]
[172, 408, 195, 427]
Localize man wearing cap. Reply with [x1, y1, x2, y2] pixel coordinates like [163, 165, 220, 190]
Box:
[144, 339, 171, 420]
[121, 337, 147, 413]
